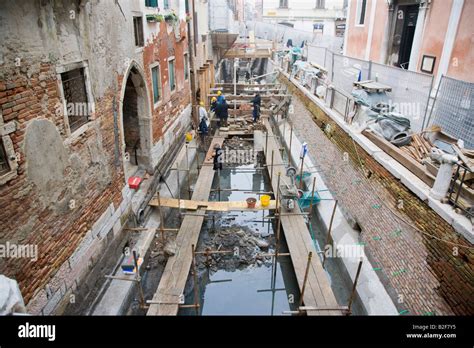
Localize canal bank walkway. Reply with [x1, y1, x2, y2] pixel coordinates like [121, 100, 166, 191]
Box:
[262, 116, 342, 316]
[147, 135, 226, 316]
[284, 80, 464, 315]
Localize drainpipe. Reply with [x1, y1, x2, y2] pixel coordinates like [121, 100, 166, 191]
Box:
[429, 148, 459, 201]
[408, 0, 429, 71]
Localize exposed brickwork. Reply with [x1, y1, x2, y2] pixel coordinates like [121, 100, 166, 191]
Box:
[0, 13, 192, 310]
[143, 21, 191, 143]
[281, 75, 474, 315]
[0, 63, 125, 303]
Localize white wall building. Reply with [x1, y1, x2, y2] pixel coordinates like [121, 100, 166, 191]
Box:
[262, 0, 347, 37]
[208, 0, 240, 33]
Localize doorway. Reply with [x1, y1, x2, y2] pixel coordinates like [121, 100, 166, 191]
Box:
[121, 64, 152, 178]
[390, 4, 419, 69]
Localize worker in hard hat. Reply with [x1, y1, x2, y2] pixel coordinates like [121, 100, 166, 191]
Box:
[198, 101, 209, 147]
[215, 95, 229, 128]
[210, 96, 217, 109]
[251, 93, 261, 123]
[208, 143, 223, 171]
[210, 96, 217, 115]
[217, 90, 225, 104]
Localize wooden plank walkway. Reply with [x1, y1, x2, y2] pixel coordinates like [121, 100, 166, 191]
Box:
[262, 117, 342, 316]
[147, 135, 225, 316]
[149, 197, 276, 211]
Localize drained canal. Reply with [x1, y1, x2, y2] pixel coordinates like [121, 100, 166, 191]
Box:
[180, 157, 301, 315]
[128, 132, 365, 316]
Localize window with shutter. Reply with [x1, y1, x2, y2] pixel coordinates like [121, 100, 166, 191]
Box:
[168, 59, 176, 91]
[60, 68, 90, 132]
[184, 54, 189, 80]
[145, 0, 158, 7]
[151, 65, 161, 103]
[133, 16, 144, 47]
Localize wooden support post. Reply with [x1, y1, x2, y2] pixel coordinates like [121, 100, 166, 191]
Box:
[347, 258, 363, 315]
[322, 200, 338, 268]
[191, 244, 200, 315]
[298, 251, 313, 310]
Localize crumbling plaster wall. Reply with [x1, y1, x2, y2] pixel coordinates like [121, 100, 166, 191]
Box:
[0, 0, 192, 313]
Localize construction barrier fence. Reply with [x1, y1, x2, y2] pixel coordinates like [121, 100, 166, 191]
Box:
[427, 75, 474, 149]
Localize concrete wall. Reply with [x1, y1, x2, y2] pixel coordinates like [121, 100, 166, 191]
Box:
[0, 0, 192, 314]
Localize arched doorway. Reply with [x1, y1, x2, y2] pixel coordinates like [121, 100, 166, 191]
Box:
[120, 63, 152, 178]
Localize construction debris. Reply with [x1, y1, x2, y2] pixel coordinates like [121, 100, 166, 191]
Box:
[197, 226, 273, 273]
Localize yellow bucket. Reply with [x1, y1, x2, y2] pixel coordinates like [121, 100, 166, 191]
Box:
[185, 132, 193, 143]
[260, 195, 271, 207]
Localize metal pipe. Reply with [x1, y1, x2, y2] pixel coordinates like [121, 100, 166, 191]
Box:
[298, 252, 313, 310]
[191, 244, 200, 315]
[270, 150, 275, 183]
[322, 200, 338, 268]
[347, 258, 363, 315]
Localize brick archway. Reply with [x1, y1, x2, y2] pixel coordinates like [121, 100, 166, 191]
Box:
[119, 61, 153, 178]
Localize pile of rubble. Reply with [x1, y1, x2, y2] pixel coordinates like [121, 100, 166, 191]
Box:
[196, 226, 273, 273]
[223, 137, 253, 152]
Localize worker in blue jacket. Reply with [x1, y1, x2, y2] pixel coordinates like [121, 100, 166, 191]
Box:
[251, 93, 261, 123]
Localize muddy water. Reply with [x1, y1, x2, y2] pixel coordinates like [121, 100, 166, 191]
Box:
[179, 163, 301, 316]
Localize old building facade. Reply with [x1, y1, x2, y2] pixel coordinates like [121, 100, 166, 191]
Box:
[262, 0, 347, 37]
[0, 0, 199, 314]
[344, 0, 474, 84]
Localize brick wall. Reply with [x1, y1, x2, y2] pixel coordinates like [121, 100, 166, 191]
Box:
[0, 61, 125, 306]
[143, 21, 191, 143]
[280, 74, 474, 315]
[0, 17, 193, 313]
